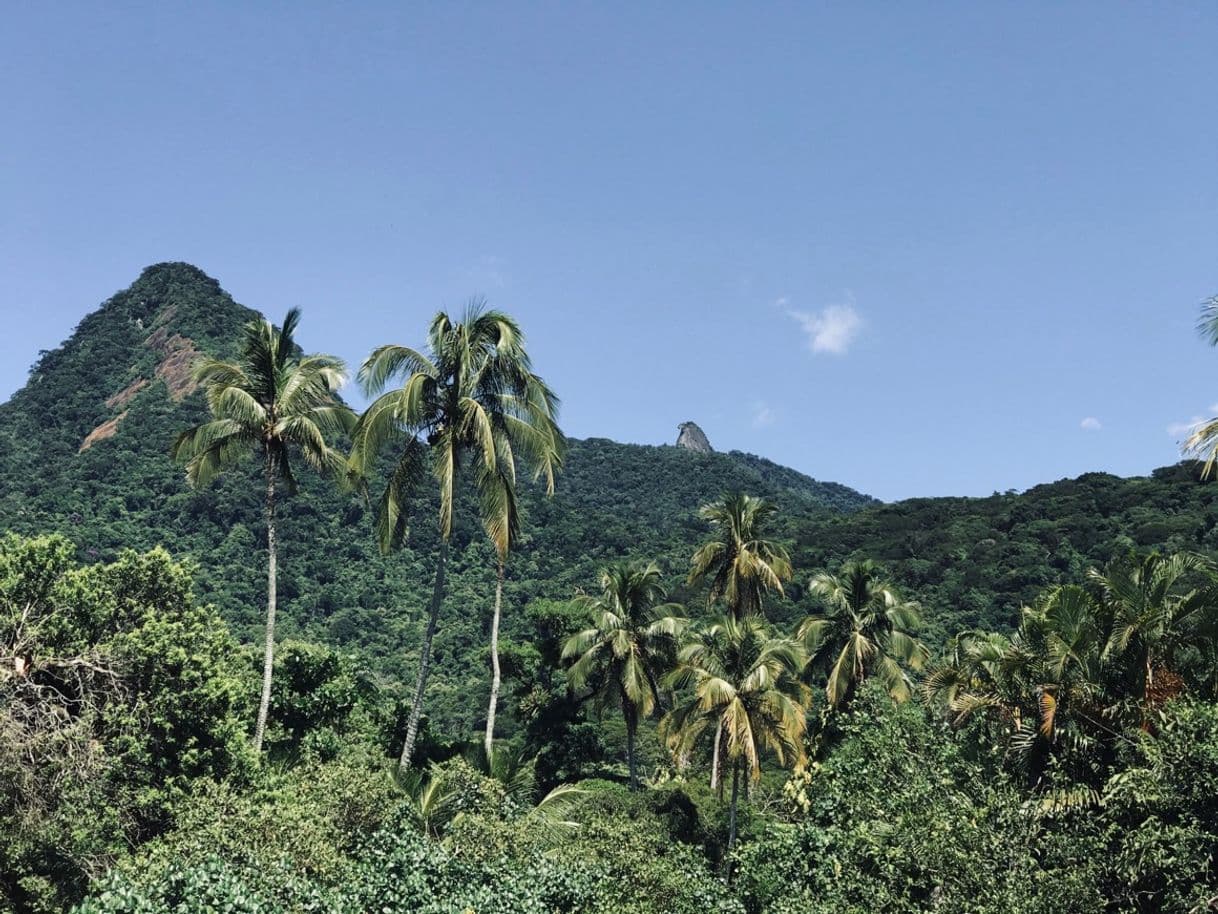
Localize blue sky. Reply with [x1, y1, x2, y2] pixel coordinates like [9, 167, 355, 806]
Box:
[2, 3, 1216, 501]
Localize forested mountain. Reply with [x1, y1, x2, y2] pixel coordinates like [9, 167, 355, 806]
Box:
[3, 264, 1218, 735]
[0, 264, 874, 734]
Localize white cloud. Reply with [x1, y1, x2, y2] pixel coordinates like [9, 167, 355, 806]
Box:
[786, 302, 863, 355]
[752, 401, 775, 429]
[1168, 416, 1207, 439]
[1080, 417, 1102, 431]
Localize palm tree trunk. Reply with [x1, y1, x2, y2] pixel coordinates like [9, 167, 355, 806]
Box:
[484, 560, 505, 760]
[253, 453, 277, 754]
[400, 539, 448, 771]
[626, 702, 639, 790]
[727, 760, 741, 859]
[710, 717, 723, 795]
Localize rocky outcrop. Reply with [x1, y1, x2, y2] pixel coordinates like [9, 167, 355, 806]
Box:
[80, 410, 129, 452]
[676, 421, 713, 453]
[146, 326, 200, 401]
[105, 377, 148, 408]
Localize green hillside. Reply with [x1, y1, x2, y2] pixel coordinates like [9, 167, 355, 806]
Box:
[779, 461, 1218, 643]
[0, 263, 874, 734]
[4, 264, 1218, 733]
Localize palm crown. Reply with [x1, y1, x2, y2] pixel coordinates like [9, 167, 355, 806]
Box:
[172, 308, 353, 488]
[799, 559, 927, 708]
[1090, 551, 1218, 704]
[349, 302, 563, 554]
[688, 493, 792, 619]
[663, 616, 808, 783]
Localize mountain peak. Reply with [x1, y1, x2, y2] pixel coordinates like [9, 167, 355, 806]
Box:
[137, 261, 220, 283]
[676, 421, 713, 453]
[1, 264, 257, 466]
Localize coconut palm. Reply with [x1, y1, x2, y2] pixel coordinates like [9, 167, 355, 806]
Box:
[479, 419, 562, 759]
[799, 559, 927, 708]
[662, 615, 807, 856]
[349, 303, 562, 770]
[1182, 295, 1218, 476]
[688, 493, 792, 619]
[172, 308, 354, 752]
[688, 493, 792, 791]
[562, 561, 685, 789]
[922, 628, 1022, 726]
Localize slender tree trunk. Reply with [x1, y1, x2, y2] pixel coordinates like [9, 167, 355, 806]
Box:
[710, 717, 724, 795]
[727, 760, 741, 858]
[484, 560, 505, 760]
[1141, 655, 1154, 731]
[253, 453, 277, 753]
[400, 539, 448, 771]
[625, 701, 639, 790]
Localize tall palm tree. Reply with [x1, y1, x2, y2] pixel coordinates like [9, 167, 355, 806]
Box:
[798, 559, 927, 709]
[562, 561, 685, 789]
[1090, 551, 1218, 710]
[172, 308, 353, 752]
[687, 493, 792, 790]
[478, 402, 563, 761]
[688, 493, 792, 619]
[349, 303, 561, 771]
[662, 616, 807, 857]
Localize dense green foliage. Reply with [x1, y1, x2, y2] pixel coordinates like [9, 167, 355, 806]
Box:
[0, 535, 253, 913]
[8, 536, 1212, 912]
[736, 691, 1218, 914]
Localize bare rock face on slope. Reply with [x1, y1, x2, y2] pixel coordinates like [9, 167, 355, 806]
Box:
[676, 421, 713, 453]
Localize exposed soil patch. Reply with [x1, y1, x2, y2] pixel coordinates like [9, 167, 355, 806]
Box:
[80, 411, 129, 452]
[146, 327, 200, 401]
[105, 377, 148, 408]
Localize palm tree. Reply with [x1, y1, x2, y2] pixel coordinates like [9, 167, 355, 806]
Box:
[926, 585, 1108, 784]
[688, 493, 792, 791]
[688, 494, 792, 620]
[1182, 296, 1218, 475]
[349, 303, 561, 771]
[662, 615, 807, 857]
[1089, 551, 1218, 711]
[172, 308, 353, 752]
[562, 561, 685, 789]
[478, 396, 563, 761]
[799, 559, 927, 709]
[922, 628, 1021, 727]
